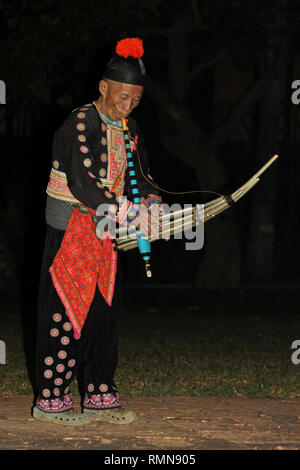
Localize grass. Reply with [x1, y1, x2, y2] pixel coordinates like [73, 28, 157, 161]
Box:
[0, 287, 299, 398]
[0, 302, 31, 395]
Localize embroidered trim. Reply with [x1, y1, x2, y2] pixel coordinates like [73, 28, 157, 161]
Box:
[36, 393, 73, 413]
[46, 168, 81, 204]
[83, 392, 121, 410]
[92, 102, 131, 196]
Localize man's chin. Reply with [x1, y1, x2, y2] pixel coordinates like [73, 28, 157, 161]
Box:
[112, 112, 130, 121]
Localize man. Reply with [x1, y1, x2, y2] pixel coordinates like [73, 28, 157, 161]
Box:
[33, 38, 162, 425]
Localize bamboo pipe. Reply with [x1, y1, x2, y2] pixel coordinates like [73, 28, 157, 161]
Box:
[116, 155, 278, 252]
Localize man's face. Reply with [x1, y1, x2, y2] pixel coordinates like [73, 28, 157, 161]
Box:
[99, 79, 143, 121]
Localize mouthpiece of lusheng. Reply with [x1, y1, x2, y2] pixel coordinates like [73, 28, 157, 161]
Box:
[145, 264, 152, 278]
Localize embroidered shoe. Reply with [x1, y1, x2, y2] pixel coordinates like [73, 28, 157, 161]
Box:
[33, 407, 94, 426]
[83, 407, 137, 424]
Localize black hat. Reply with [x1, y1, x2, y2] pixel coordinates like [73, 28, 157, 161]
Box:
[103, 38, 146, 86]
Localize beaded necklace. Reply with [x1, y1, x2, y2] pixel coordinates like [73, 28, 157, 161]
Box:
[98, 110, 121, 127]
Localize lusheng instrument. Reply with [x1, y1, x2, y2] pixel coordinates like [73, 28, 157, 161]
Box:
[116, 154, 279, 253]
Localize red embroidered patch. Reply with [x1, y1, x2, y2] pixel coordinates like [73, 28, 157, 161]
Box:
[49, 208, 117, 339]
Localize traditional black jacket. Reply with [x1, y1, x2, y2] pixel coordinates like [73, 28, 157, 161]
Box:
[46, 102, 160, 220]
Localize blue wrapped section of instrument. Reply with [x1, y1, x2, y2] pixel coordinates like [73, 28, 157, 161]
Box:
[122, 119, 152, 278]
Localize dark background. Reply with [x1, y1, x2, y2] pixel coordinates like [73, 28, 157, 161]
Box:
[0, 0, 299, 300]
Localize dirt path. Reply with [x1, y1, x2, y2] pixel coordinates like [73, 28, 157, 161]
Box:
[0, 395, 299, 450]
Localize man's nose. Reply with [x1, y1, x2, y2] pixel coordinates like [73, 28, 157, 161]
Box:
[125, 100, 134, 112]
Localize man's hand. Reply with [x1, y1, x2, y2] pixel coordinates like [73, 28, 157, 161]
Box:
[117, 198, 169, 241]
[133, 203, 169, 240]
[131, 204, 156, 238]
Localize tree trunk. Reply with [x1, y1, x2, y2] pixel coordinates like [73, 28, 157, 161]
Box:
[194, 150, 241, 290]
[245, 65, 287, 284]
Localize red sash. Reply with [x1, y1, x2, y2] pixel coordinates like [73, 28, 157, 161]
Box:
[49, 207, 117, 339]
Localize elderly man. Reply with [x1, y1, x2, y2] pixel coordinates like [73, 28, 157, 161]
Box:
[33, 38, 162, 425]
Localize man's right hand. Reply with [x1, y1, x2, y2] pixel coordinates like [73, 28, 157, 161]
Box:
[132, 204, 160, 239]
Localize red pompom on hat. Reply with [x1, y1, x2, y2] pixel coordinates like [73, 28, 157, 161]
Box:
[116, 38, 144, 59]
[103, 37, 146, 85]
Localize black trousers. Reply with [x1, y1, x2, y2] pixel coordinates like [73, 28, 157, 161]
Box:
[36, 225, 123, 403]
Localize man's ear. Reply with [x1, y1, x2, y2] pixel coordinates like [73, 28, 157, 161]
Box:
[99, 80, 108, 97]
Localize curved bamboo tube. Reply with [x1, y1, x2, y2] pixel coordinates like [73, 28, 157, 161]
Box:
[116, 155, 278, 252]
